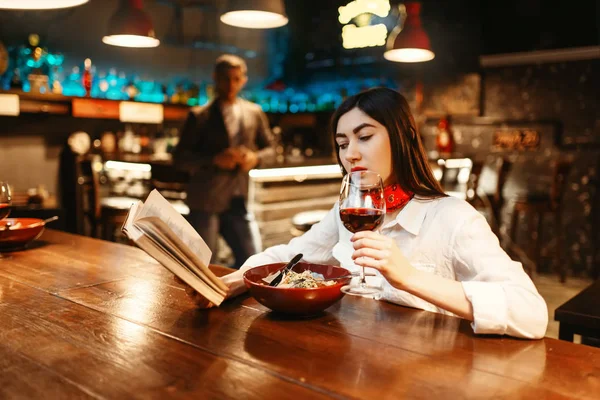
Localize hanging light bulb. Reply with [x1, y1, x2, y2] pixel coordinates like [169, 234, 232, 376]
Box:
[102, 0, 159, 48]
[0, 0, 89, 9]
[384, 2, 434, 63]
[220, 0, 288, 29]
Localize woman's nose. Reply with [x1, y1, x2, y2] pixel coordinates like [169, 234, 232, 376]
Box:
[344, 141, 361, 163]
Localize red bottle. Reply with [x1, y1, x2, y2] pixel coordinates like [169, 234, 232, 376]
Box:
[82, 58, 92, 96]
[436, 115, 454, 155]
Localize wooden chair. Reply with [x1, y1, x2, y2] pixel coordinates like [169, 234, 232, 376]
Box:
[75, 156, 100, 237]
[465, 160, 485, 205]
[99, 197, 138, 242]
[150, 163, 190, 216]
[75, 156, 138, 241]
[509, 159, 572, 282]
[486, 157, 513, 236]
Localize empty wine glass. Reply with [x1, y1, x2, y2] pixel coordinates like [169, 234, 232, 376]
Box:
[339, 170, 385, 296]
[0, 182, 10, 220]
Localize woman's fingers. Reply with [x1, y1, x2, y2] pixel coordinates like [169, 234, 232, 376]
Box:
[352, 246, 388, 261]
[192, 293, 214, 308]
[184, 285, 196, 296]
[175, 274, 215, 309]
[352, 237, 389, 251]
[352, 231, 394, 249]
[353, 255, 383, 269]
[351, 230, 378, 240]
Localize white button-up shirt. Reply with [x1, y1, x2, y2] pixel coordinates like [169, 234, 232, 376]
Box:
[239, 196, 548, 339]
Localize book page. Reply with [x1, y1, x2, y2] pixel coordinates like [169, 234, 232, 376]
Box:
[135, 217, 227, 295]
[135, 235, 224, 305]
[121, 200, 144, 241]
[136, 189, 212, 267]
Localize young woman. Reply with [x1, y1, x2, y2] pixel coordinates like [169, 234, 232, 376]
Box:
[183, 87, 548, 339]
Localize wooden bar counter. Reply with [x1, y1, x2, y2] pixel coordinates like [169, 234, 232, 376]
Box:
[0, 230, 599, 399]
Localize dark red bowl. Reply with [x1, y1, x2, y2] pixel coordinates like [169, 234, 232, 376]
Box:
[243, 262, 351, 316]
[0, 218, 45, 250]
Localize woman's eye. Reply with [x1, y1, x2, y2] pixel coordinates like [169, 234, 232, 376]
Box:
[359, 135, 372, 141]
[338, 143, 348, 149]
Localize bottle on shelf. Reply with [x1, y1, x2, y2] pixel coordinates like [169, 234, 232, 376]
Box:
[435, 115, 455, 157]
[120, 124, 135, 153]
[51, 66, 63, 94]
[82, 58, 92, 97]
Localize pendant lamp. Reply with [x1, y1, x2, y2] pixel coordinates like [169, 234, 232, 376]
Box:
[102, 0, 160, 48]
[384, 2, 434, 63]
[220, 0, 288, 29]
[0, 0, 88, 9]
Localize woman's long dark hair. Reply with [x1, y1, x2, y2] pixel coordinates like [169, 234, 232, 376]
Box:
[331, 87, 446, 199]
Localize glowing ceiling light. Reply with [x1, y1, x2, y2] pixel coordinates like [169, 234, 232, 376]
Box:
[384, 2, 435, 63]
[220, 0, 288, 29]
[0, 0, 89, 9]
[102, 0, 159, 48]
[102, 34, 159, 48]
[384, 48, 435, 62]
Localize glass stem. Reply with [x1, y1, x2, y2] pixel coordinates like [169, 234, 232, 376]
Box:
[360, 266, 367, 286]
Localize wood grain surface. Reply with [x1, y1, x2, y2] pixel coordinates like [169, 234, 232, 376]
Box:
[0, 230, 598, 399]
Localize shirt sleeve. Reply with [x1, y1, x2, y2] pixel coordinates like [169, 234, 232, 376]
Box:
[452, 211, 548, 339]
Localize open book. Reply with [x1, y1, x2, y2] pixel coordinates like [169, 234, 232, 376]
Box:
[121, 189, 228, 305]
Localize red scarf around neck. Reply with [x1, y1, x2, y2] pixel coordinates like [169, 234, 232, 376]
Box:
[384, 184, 414, 212]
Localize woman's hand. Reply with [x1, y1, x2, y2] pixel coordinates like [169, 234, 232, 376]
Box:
[350, 230, 418, 290]
[173, 275, 221, 308]
[351, 231, 475, 322]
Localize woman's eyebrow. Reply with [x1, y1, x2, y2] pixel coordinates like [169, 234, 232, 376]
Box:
[336, 123, 376, 138]
[352, 123, 376, 133]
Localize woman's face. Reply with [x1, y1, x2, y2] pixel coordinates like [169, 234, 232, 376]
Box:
[335, 107, 395, 185]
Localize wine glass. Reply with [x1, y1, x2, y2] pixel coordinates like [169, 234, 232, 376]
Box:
[339, 170, 385, 296]
[0, 182, 10, 220]
[0, 181, 12, 259]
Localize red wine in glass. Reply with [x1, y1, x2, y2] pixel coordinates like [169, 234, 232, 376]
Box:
[340, 207, 384, 232]
[339, 170, 385, 296]
[0, 203, 11, 220]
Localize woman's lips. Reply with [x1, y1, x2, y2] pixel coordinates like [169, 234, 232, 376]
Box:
[351, 166, 367, 172]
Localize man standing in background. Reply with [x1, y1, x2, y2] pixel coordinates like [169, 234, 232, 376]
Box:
[174, 54, 274, 268]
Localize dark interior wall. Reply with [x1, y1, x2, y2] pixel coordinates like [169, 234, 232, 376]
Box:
[419, 58, 599, 277]
[483, 59, 599, 276]
[480, 0, 600, 54]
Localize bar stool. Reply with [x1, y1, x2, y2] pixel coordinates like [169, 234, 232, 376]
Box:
[291, 209, 330, 237]
[509, 159, 572, 282]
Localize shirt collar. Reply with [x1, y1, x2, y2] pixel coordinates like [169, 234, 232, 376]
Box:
[394, 197, 431, 236]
